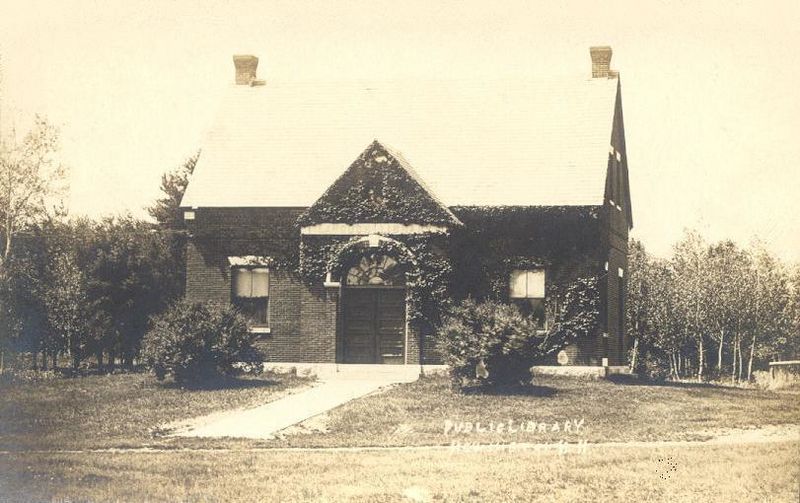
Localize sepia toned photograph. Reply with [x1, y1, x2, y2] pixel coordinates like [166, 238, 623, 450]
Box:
[0, 1, 798, 501]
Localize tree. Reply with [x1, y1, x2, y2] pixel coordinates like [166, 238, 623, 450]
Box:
[705, 241, 747, 377]
[147, 153, 198, 298]
[0, 217, 91, 371]
[626, 239, 650, 371]
[0, 116, 66, 263]
[0, 116, 65, 369]
[81, 216, 182, 368]
[788, 265, 800, 359]
[626, 233, 797, 383]
[44, 248, 89, 370]
[626, 241, 685, 380]
[671, 230, 711, 380]
[744, 243, 792, 380]
[0, 237, 50, 369]
[148, 153, 197, 229]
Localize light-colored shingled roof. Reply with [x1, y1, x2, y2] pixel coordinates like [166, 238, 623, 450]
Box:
[180, 76, 620, 208]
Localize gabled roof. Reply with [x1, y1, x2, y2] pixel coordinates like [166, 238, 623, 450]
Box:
[298, 140, 462, 227]
[180, 76, 620, 208]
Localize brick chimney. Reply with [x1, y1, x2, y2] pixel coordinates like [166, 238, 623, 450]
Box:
[589, 46, 613, 78]
[233, 55, 259, 85]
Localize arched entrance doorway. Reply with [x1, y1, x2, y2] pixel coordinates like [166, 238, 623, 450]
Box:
[340, 252, 407, 364]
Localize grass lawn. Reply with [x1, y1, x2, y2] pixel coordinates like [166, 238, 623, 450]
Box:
[2, 372, 798, 451]
[0, 442, 797, 502]
[0, 371, 798, 501]
[0, 371, 311, 450]
[175, 374, 800, 449]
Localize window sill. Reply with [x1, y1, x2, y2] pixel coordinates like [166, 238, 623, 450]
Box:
[248, 326, 271, 335]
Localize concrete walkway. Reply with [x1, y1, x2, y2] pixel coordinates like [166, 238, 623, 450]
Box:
[167, 370, 418, 440]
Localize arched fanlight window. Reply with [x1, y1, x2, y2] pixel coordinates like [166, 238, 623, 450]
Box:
[345, 254, 405, 286]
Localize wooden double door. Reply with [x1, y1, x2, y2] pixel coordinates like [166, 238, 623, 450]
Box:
[342, 288, 405, 364]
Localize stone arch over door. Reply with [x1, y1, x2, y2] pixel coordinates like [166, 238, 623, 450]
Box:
[330, 236, 416, 364]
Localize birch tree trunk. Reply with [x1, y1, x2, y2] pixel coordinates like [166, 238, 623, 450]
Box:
[737, 338, 743, 381]
[747, 334, 756, 381]
[670, 351, 677, 378]
[630, 337, 639, 372]
[697, 337, 704, 381]
[717, 330, 724, 375]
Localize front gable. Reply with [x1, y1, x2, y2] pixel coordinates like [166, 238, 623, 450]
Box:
[297, 140, 461, 228]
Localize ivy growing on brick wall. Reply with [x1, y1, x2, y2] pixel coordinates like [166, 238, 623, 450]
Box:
[297, 141, 459, 227]
[543, 276, 602, 348]
[298, 236, 349, 281]
[448, 205, 603, 302]
[191, 200, 606, 354]
[299, 233, 453, 330]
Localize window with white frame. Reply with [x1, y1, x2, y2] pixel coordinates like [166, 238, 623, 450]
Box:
[232, 267, 270, 328]
[509, 268, 546, 328]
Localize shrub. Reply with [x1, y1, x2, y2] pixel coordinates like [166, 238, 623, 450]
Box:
[141, 301, 264, 383]
[435, 299, 548, 389]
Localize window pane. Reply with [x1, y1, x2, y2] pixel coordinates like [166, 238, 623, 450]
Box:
[257, 298, 268, 325]
[509, 269, 527, 298]
[527, 270, 546, 298]
[235, 297, 268, 325]
[345, 254, 405, 286]
[251, 268, 269, 297]
[512, 298, 546, 329]
[233, 268, 253, 297]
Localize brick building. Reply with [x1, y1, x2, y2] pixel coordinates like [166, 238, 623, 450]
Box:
[180, 47, 633, 368]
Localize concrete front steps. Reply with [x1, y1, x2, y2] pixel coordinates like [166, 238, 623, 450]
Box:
[264, 362, 448, 382]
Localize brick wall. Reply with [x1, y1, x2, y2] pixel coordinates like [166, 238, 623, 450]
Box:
[185, 204, 624, 366]
[298, 284, 338, 362]
[603, 243, 627, 365]
[186, 207, 337, 363]
[449, 206, 606, 366]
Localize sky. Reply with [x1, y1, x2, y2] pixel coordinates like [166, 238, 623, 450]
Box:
[1, 0, 798, 261]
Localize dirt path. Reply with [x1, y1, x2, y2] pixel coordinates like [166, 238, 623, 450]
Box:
[2, 424, 797, 455]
